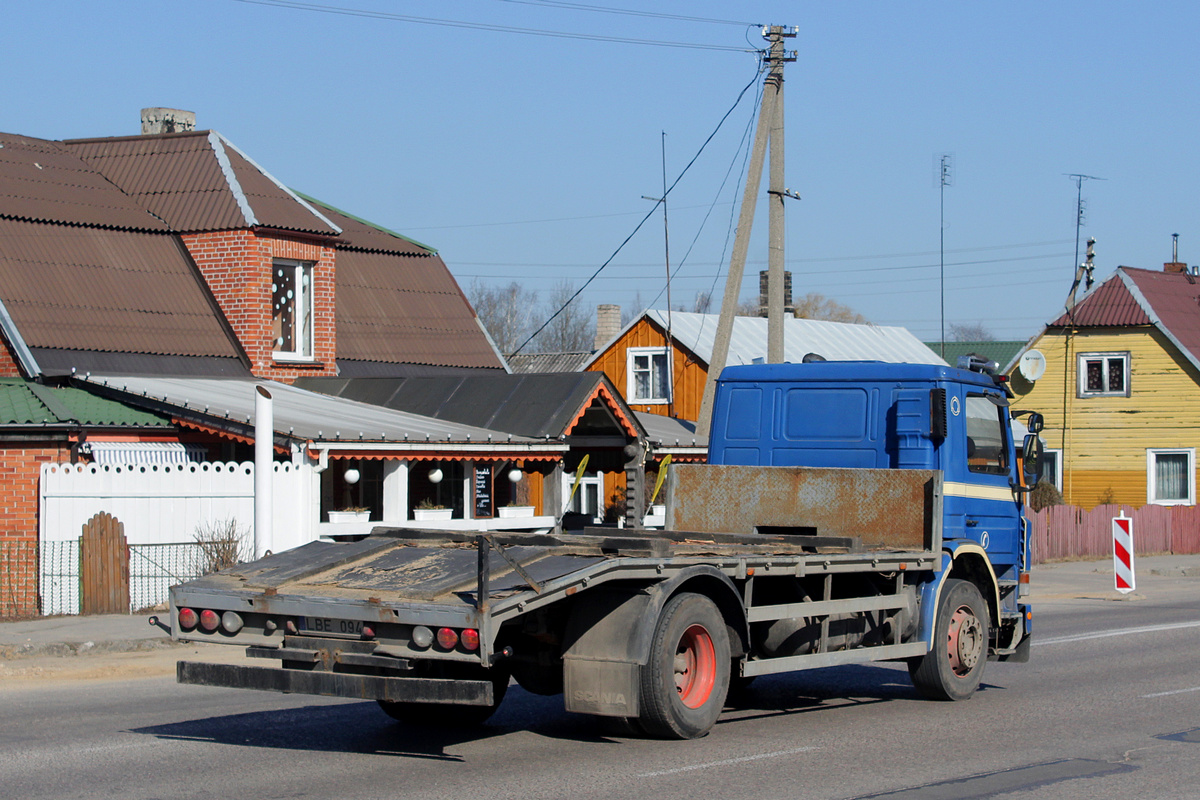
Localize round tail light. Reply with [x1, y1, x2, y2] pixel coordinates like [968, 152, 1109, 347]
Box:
[460, 628, 480, 651]
[178, 607, 198, 630]
[199, 609, 220, 632]
[436, 627, 459, 650]
[411, 626, 433, 649]
[221, 611, 244, 633]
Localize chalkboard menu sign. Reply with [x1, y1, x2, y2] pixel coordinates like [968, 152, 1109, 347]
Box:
[473, 464, 494, 518]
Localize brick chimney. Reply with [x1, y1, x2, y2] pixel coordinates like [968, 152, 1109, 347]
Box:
[757, 270, 794, 317]
[141, 108, 196, 135]
[1165, 233, 1188, 273]
[594, 304, 621, 350]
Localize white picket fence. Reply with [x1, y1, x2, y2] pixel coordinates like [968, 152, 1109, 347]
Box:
[38, 460, 315, 614]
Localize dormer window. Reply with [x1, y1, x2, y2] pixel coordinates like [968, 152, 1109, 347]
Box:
[272, 259, 314, 359]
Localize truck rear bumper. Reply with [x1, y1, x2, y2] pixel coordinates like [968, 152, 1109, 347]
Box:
[177, 661, 495, 706]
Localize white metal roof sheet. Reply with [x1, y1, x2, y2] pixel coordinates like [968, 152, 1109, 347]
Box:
[80, 376, 562, 448]
[640, 311, 946, 367]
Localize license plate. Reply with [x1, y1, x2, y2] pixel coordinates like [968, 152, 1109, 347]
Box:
[299, 617, 364, 636]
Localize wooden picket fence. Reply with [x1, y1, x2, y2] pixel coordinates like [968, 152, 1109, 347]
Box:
[1028, 504, 1200, 564]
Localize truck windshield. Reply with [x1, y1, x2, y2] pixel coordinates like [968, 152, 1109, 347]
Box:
[965, 395, 1008, 475]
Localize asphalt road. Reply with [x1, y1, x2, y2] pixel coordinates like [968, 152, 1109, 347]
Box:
[3, 581, 1199, 800]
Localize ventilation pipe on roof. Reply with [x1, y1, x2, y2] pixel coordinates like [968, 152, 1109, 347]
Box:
[254, 385, 274, 560]
[140, 108, 196, 135]
[1165, 233, 1188, 274]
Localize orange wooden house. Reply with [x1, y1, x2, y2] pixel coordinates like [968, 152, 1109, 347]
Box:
[581, 309, 944, 511]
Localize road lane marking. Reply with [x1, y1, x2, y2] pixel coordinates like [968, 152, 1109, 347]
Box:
[1035, 620, 1200, 646]
[1143, 686, 1200, 698]
[637, 745, 819, 777]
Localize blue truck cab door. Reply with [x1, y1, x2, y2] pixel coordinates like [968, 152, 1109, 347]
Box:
[939, 383, 1021, 571]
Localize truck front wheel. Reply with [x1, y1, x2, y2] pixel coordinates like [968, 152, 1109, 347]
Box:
[908, 578, 988, 701]
[638, 592, 730, 739]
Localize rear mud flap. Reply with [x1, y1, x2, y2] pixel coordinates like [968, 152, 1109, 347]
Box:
[563, 658, 639, 717]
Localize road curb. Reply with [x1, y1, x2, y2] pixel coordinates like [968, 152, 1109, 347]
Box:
[0, 637, 184, 661]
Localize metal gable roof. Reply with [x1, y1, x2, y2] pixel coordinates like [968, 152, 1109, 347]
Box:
[78, 375, 560, 450]
[297, 372, 643, 441]
[604, 311, 945, 367]
[1048, 270, 1153, 328]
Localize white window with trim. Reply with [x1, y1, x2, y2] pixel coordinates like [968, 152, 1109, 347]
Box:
[1041, 448, 1062, 490]
[627, 347, 671, 404]
[1147, 448, 1195, 506]
[272, 259, 314, 359]
[561, 470, 603, 522]
[1077, 352, 1130, 398]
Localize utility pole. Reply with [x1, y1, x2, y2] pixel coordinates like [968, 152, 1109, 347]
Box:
[697, 25, 797, 439]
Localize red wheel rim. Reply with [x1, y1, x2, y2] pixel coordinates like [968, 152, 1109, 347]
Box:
[946, 605, 983, 676]
[674, 623, 717, 708]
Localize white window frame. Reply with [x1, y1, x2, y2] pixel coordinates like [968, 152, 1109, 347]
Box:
[1146, 448, 1195, 506]
[272, 259, 315, 361]
[561, 470, 603, 522]
[1077, 351, 1130, 398]
[626, 346, 671, 405]
[1042, 447, 1062, 491]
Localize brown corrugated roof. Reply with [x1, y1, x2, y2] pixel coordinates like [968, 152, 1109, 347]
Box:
[1047, 266, 1200, 372]
[0, 132, 169, 231]
[334, 249, 503, 368]
[65, 132, 338, 236]
[0, 217, 240, 358]
[304, 196, 433, 256]
[1049, 271, 1152, 327]
[1123, 267, 1200, 369]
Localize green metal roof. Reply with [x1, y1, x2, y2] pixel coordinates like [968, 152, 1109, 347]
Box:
[924, 341, 1025, 370]
[0, 379, 172, 427]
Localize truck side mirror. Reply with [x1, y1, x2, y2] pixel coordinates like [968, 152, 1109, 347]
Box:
[929, 389, 948, 441]
[1021, 433, 1044, 488]
[1024, 412, 1044, 434]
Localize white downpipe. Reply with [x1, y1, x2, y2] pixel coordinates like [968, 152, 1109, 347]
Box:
[254, 385, 274, 559]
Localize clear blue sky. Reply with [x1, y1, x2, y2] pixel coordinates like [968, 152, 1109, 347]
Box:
[6, 1, 1198, 342]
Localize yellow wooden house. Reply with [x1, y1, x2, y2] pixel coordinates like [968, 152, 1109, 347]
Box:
[1006, 263, 1200, 509]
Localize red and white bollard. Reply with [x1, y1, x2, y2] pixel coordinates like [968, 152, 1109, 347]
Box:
[1112, 511, 1135, 594]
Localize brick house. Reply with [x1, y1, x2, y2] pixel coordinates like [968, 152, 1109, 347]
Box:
[0, 117, 537, 616]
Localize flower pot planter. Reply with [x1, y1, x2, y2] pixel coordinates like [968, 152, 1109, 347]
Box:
[328, 510, 370, 523]
[497, 505, 535, 518]
[413, 508, 453, 521]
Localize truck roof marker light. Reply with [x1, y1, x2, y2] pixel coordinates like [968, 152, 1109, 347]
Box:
[199, 609, 220, 632]
[412, 626, 433, 649]
[436, 628, 459, 650]
[178, 607, 198, 630]
[461, 629, 480, 651]
[221, 611, 244, 633]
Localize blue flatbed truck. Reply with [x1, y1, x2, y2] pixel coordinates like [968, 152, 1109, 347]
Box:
[165, 359, 1043, 739]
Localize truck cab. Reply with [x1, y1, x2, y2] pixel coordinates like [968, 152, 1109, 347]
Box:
[707, 359, 1038, 660]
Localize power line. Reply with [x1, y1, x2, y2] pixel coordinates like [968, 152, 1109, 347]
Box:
[494, 0, 755, 27]
[509, 64, 764, 355]
[232, 0, 753, 51]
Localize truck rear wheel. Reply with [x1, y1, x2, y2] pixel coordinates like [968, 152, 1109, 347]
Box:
[908, 578, 988, 701]
[638, 592, 730, 739]
[377, 665, 509, 728]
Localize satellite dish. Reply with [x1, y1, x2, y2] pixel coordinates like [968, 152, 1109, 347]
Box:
[1018, 350, 1046, 381]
